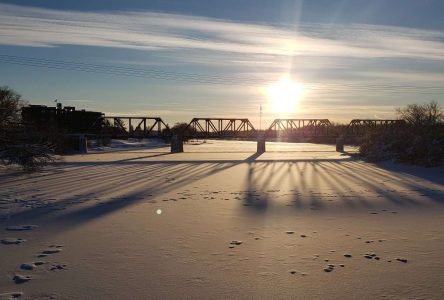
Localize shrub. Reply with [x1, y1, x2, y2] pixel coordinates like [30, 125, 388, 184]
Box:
[359, 101, 444, 166]
[0, 86, 55, 171]
[0, 142, 54, 172]
[162, 122, 198, 142]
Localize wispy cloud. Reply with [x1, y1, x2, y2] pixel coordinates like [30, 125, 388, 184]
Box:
[1, 3, 444, 61]
[1, 3, 443, 123]
[62, 99, 95, 103]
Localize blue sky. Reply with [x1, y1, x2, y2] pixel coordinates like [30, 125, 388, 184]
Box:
[0, 0, 443, 125]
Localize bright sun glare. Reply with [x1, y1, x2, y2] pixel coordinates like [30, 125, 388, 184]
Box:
[267, 78, 304, 114]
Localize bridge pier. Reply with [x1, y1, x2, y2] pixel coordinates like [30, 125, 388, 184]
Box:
[171, 135, 184, 153]
[257, 134, 266, 153]
[336, 137, 344, 152]
[79, 134, 88, 154]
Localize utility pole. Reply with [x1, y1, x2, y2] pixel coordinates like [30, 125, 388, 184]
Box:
[260, 104, 262, 131]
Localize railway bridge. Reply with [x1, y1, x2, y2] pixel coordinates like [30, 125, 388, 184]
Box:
[87, 116, 404, 141]
[20, 104, 407, 153]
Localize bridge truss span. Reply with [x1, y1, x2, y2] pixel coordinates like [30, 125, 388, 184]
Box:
[347, 119, 405, 136]
[100, 116, 171, 138]
[267, 119, 332, 137]
[184, 118, 256, 138]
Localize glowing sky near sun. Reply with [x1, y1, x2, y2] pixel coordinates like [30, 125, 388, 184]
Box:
[267, 78, 304, 115]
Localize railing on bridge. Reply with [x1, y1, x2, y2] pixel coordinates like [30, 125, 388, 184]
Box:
[347, 119, 405, 136]
[99, 116, 171, 138]
[184, 118, 256, 138]
[267, 119, 332, 137]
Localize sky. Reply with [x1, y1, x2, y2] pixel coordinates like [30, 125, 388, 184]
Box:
[1, 0, 444, 126]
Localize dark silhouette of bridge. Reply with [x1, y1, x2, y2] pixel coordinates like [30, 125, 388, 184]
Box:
[99, 116, 171, 138]
[88, 116, 405, 140]
[267, 119, 332, 137]
[347, 119, 405, 136]
[184, 118, 256, 138]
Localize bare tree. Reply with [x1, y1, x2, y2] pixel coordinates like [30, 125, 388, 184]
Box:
[0, 86, 54, 171]
[396, 101, 443, 125]
[0, 86, 28, 128]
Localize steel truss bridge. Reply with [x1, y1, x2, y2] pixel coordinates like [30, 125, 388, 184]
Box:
[97, 116, 171, 138]
[184, 118, 256, 138]
[347, 119, 405, 136]
[267, 119, 332, 137]
[181, 118, 404, 139]
[87, 116, 405, 139]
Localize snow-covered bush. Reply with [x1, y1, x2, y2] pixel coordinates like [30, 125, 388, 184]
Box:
[359, 101, 444, 166]
[0, 86, 55, 171]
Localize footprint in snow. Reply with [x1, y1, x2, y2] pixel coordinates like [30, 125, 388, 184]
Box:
[20, 261, 45, 271]
[12, 275, 31, 284]
[6, 225, 37, 231]
[1, 238, 26, 245]
[0, 291, 23, 299]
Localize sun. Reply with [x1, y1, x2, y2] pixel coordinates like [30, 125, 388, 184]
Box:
[267, 78, 304, 114]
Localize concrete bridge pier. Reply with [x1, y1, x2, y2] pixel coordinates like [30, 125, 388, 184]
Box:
[336, 137, 344, 152]
[171, 135, 184, 153]
[257, 134, 266, 153]
[78, 134, 88, 154]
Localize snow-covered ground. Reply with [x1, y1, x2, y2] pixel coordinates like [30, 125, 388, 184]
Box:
[0, 140, 443, 299]
[87, 138, 169, 152]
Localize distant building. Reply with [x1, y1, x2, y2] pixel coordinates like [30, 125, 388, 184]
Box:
[21, 104, 103, 134]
